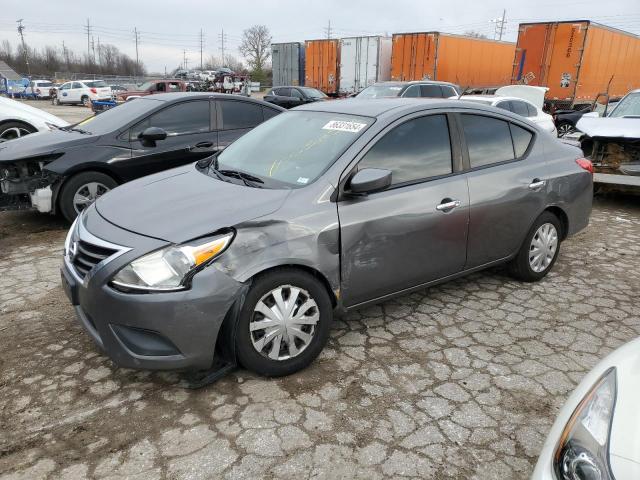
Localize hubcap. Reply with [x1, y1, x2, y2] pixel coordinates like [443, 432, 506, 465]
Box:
[250, 285, 319, 361]
[529, 223, 558, 273]
[73, 182, 110, 214]
[0, 126, 33, 142]
[558, 124, 574, 137]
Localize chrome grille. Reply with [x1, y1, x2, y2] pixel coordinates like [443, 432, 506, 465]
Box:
[71, 240, 118, 279]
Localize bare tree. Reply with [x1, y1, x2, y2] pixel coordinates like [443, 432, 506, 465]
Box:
[239, 25, 271, 72]
[464, 30, 488, 39]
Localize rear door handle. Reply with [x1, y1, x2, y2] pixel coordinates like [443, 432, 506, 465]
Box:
[436, 199, 462, 212]
[528, 179, 546, 190]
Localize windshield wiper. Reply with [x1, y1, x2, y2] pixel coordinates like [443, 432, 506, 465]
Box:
[218, 169, 264, 188]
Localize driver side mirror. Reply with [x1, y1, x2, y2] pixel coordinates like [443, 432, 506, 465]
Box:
[347, 168, 392, 195]
[138, 126, 167, 147]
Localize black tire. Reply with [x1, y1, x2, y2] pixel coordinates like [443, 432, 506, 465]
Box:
[508, 211, 562, 282]
[0, 121, 37, 142]
[235, 269, 333, 377]
[58, 171, 118, 223]
[81, 95, 91, 107]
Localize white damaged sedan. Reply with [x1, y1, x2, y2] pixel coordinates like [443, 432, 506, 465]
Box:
[0, 96, 68, 142]
[532, 337, 640, 479]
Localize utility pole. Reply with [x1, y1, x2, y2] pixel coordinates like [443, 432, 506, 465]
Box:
[134, 27, 141, 76]
[91, 36, 96, 63]
[16, 19, 31, 78]
[325, 20, 332, 40]
[97, 37, 101, 64]
[492, 9, 507, 41]
[183, 49, 188, 70]
[85, 18, 91, 63]
[199, 29, 204, 70]
[218, 28, 227, 67]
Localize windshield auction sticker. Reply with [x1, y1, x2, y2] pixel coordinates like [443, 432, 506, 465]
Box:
[322, 120, 367, 133]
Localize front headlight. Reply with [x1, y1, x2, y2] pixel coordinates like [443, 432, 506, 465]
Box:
[111, 232, 233, 292]
[554, 368, 617, 480]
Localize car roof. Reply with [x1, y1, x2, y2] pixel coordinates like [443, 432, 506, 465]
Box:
[462, 95, 538, 106]
[371, 80, 459, 88]
[295, 97, 497, 117]
[148, 92, 285, 108]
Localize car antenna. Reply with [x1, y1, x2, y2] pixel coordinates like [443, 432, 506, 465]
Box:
[457, 86, 469, 100]
[603, 75, 614, 117]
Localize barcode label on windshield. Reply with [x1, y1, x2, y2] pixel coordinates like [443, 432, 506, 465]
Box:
[322, 120, 367, 133]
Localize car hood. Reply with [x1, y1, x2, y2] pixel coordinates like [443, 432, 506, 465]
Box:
[95, 165, 292, 243]
[0, 130, 98, 162]
[495, 85, 548, 109]
[576, 117, 640, 139]
[0, 96, 68, 127]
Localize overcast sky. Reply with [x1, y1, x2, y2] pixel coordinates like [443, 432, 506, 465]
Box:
[1, 0, 639, 73]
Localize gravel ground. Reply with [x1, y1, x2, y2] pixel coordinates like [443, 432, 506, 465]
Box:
[0, 195, 639, 480]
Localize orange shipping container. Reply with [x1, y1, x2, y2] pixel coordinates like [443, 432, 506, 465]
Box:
[391, 32, 515, 87]
[512, 21, 640, 107]
[305, 39, 340, 95]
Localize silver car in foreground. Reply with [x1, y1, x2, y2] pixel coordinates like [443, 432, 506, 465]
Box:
[61, 98, 592, 378]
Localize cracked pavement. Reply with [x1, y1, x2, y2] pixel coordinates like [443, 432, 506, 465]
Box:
[1, 195, 639, 479]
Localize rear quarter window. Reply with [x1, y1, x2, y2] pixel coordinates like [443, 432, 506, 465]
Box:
[510, 124, 534, 158]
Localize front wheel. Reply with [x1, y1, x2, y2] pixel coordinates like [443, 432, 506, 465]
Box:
[0, 121, 36, 142]
[235, 269, 333, 377]
[509, 212, 562, 282]
[58, 171, 117, 222]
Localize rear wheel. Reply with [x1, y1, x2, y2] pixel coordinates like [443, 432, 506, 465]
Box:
[235, 269, 332, 377]
[557, 122, 575, 137]
[0, 121, 36, 143]
[81, 95, 91, 107]
[509, 212, 562, 282]
[58, 171, 117, 222]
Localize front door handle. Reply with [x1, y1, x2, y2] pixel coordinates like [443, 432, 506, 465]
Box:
[436, 199, 462, 212]
[528, 179, 546, 190]
[194, 141, 214, 148]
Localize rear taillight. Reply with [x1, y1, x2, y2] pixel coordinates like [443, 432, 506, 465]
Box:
[90, 88, 97, 94]
[576, 157, 594, 174]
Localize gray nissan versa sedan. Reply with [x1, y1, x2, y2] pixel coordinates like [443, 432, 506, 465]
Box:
[61, 98, 593, 377]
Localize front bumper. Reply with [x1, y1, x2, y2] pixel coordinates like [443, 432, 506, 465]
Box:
[61, 211, 245, 371]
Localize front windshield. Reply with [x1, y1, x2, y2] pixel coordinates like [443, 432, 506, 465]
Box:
[356, 84, 403, 98]
[301, 87, 327, 99]
[74, 97, 162, 134]
[608, 93, 640, 118]
[214, 111, 374, 188]
[136, 81, 154, 91]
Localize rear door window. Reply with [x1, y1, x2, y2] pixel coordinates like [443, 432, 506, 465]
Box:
[510, 124, 534, 158]
[276, 87, 291, 97]
[359, 114, 453, 186]
[72, 82, 83, 89]
[420, 84, 444, 97]
[220, 100, 264, 130]
[461, 114, 515, 168]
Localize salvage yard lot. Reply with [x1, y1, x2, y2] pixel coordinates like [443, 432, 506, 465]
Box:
[0, 196, 639, 479]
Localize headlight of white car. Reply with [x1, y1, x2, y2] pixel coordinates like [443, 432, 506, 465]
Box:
[111, 232, 233, 292]
[553, 367, 617, 480]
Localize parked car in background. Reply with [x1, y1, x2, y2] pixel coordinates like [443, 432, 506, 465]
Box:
[28, 80, 54, 99]
[54, 80, 112, 106]
[263, 86, 328, 108]
[552, 106, 592, 136]
[60, 98, 592, 377]
[532, 337, 640, 480]
[109, 85, 128, 98]
[356, 80, 461, 99]
[459, 86, 557, 134]
[116, 80, 187, 101]
[0, 93, 283, 221]
[0, 96, 68, 142]
[571, 89, 640, 191]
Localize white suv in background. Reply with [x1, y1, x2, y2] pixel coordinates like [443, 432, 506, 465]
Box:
[54, 80, 112, 106]
[29, 80, 54, 99]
